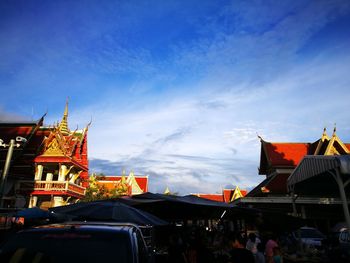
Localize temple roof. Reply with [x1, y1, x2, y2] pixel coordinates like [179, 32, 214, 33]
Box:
[95, 175, 148, 194]
[36, 103, 89, 170]
[259, 128, 350, 175]
[251, 128, 350, 197]
[0, 116, 45, 179]
[193, 187, 248, 203]
[259, 142, 309, 174]
[58, 100, 69, 136]
[0, 103, 89, 181]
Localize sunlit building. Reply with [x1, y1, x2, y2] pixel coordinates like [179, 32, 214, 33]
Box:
[0, 102, 89, 209]
[192, 186, 247, 203]
[93, 171, 148, 196]
[234, 128, 350, 230]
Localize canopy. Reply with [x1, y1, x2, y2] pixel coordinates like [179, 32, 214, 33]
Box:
[15, 207, 54, 219]
[287, 155, 350, 232]
[49, 201, 168, 226]
[116, 192, 257, 220]
[287, 155, 350, 194]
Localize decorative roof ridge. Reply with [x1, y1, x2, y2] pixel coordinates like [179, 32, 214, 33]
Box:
[0, 116, 45, 126]
[324, 126, 350, 155]
[263, 141, 310, 145]
[99, 174, 148, 177]
[58, 99, 69, 136]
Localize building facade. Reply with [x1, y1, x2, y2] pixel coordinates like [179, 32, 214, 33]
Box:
[0, 103, 89, 209]
[93, 171, 148, 196]
[248, 128, 350, 197]
[193, 186, 247, 203]
[233, 128, 350, 230]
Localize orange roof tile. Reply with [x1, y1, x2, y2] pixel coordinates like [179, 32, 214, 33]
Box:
[96, 176, 148, 193]
[264, 143, 309, 166]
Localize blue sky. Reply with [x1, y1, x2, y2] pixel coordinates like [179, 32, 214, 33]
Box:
[1, 0, 350, 194]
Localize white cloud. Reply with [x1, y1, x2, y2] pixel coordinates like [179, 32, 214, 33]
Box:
[2, 0, 349, 194]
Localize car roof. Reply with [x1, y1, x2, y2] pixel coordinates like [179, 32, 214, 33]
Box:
[23, 221, 142, 233]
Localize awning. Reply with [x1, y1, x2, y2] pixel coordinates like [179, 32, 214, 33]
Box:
[287, 155, 350, 193]
[112, 192, 258, 220]
[287, 155, 350, 232]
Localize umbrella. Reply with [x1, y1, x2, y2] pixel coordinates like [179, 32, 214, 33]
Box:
[15, 207, 54, 219]
[49, 201, 168, 226]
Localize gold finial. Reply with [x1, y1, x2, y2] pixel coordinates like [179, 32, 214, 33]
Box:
[320, 127, 329, 141]
[333, 123, 337, 137]
[58, 99, 69, 135]
[164, 187, 170, 195]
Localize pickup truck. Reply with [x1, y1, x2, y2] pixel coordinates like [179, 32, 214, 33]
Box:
[0, 222, 152, 263]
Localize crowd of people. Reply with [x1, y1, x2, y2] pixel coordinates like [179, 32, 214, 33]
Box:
[163, 225, 283, 263]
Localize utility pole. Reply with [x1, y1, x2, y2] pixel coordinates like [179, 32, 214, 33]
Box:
[0, 137, 27, 208]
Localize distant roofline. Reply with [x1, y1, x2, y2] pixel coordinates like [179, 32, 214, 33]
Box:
[0, 121, 41, 126]
[191, 193, 223, 196]
[94, 175, 149, 178]
[263, 141, 311, 144]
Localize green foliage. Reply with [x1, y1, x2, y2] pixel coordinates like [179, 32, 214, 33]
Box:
[80, 174, 129, 202]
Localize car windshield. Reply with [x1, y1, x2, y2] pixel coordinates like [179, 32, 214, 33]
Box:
[0, 229, 133, 263]
[299, 228, 325, 239]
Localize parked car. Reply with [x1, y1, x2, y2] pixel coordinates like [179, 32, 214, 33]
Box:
[327, 226, 350, 262]
[291, 226, 326, 249]
[0, 222, 152, 263]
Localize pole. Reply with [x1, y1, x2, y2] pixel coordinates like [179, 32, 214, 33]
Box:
[0, 139, 15, 207]
[331, 169, 350, 233]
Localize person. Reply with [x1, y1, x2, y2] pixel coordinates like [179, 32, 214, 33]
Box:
[265, 235, 278, 263]
[227, 232, 255, 263]
[168, 234, 187, 263]
[246, 232, 261, 255]
[255, 243, 265, 263]
[272, 247, 282, 263]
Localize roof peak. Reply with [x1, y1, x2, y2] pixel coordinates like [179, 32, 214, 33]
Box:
[58, 100, 69, 135]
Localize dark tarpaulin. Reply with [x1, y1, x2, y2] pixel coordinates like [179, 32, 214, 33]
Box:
[49, 201, 168, 226]
[16, 207, 53, 219]
[115, 192, 258, 221]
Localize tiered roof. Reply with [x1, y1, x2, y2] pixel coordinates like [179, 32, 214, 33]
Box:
[33, 102, 90, 186]
[249, 128, 350, 197]
[94, 172, 148, 195]
[193, 186, 248, 203]
[0, 117, 45, 180]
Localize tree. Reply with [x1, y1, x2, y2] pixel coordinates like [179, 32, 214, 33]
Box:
[80, 174, 130, 202]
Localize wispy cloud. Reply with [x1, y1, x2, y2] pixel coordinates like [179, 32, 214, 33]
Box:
[1, 0, 349, 194]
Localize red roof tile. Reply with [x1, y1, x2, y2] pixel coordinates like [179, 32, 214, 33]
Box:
[96, 176, 148, 193]
[264, 143, 309, 166]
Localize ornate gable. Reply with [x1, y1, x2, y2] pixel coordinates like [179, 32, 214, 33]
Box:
[313, 128, 350, 155]
[42, 136, 65, 156]
[230, 186, 244, 201]
[126, 171, 143, 195]
[39, 102, 89, 160]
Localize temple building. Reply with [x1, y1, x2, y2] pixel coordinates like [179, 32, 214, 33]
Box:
[234, 128, 350, 230]
[193, 186, 247, 203]
[0, 102, 89, 209]
[247, 128, 350, 197]
[93, 170, 148, 196]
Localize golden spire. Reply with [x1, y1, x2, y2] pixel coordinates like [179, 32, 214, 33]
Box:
[332, 124, 337, 137]
[322, 127, 327, 137]
[164, 187, 171, 195]
[58, 100, 69, 136]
